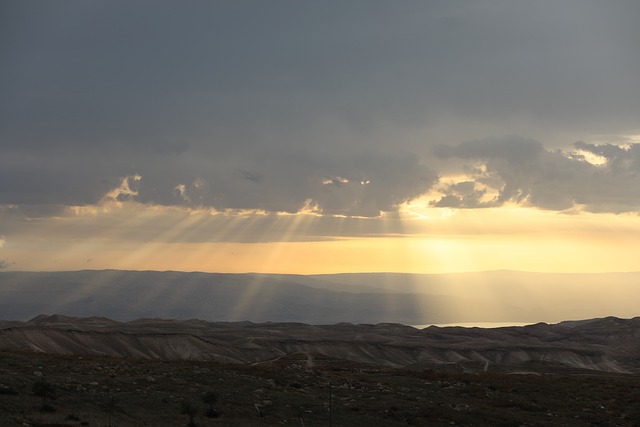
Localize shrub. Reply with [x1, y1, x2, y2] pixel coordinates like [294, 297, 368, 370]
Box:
[32, 378, 57, 411]
[181, 400, 200, 427]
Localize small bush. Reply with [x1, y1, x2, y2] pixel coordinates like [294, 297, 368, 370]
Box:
[181, 400, 200, 427]
[41, 403, 57, 413]
[205, 407, 220, 418]
[32, 378, 57, 411]
[0, 387, 18, 395]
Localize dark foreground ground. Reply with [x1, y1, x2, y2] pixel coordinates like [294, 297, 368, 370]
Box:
[1, 350, 639, 427]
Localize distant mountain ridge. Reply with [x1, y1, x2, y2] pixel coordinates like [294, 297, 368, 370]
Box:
[1, 270, 640, 324]
[1, 314, 639, 374]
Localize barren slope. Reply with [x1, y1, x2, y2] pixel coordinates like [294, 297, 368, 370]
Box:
[1, 315, 638, 374]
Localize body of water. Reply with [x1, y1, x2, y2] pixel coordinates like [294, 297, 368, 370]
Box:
[413, 322, 534, 329]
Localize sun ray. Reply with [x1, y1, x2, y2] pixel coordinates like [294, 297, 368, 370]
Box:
[226, 212, 321, 319]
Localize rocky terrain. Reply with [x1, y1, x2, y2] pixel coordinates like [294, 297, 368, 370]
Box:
[0, 315, 639, 426]
[1, 314, 639, 374]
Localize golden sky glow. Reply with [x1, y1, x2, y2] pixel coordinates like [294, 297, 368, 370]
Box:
[5, 200, 640, 274]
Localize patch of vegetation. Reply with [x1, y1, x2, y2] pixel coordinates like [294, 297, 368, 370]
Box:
[32, 377, 57, 412]
[180, 400, 200, 427]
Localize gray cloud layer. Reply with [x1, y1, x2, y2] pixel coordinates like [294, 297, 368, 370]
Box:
[1, 1, 639, 216]
[434, 136, 640, 212]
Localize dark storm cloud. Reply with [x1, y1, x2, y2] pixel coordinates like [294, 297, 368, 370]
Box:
[147, 147, 437, 217]
[1, 1, 639, 216]
[433, 137, 545, 163]
[432, 181, 488, 209]
[434, 136, 640, 212]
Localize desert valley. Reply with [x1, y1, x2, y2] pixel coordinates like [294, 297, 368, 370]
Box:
[1, 271, 639, 426]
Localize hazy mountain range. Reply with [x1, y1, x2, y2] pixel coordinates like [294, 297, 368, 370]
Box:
[1, 270, 639, 324]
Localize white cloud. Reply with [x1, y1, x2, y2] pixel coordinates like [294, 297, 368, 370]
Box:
[0, 259, 14, 269]
[102, 175, 142, 204]
[174, 184, 190, 203]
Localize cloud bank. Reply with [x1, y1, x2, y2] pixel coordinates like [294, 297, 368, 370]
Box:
[1, 1, 639, 218]
[433, 136, 640, 213]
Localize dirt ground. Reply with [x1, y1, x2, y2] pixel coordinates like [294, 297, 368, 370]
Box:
[1, 350, 639, 426]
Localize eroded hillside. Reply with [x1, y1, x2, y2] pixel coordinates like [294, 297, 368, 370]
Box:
[1, 314, 639, 374]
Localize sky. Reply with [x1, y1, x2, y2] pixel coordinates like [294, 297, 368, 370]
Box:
[2, 1, 640, 274]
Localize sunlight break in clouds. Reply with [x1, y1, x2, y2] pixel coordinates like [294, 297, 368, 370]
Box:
[5, 184, 640, 275]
